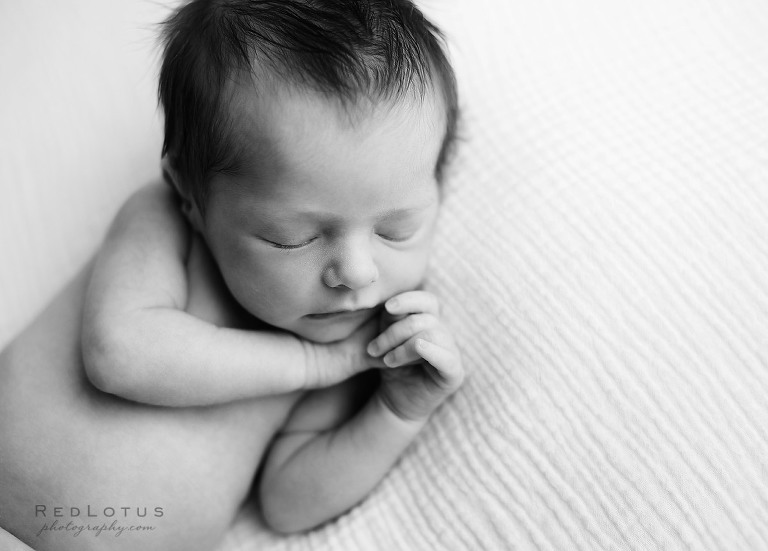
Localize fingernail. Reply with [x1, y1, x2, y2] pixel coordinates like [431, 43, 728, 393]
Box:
[383, 353, 395, 367]
[386, 298, 399, 311]
[367, 341, 379, 356]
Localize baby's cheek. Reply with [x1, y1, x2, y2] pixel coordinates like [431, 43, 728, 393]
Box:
[236, 266, 320, 324]
[386, 251, 431, 295]
[185, 237, 246, 327]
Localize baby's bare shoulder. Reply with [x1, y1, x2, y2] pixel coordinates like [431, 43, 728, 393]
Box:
[107, 181, 189, 258]
[88, 181, 191, 313]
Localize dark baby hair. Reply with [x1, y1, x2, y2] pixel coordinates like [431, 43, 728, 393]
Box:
[159, 0, 458, 216]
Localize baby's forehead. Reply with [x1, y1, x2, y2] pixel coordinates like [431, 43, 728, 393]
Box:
[226, 75, 447, 135]
[219, 79, 448, 183]
[207, 80, 445, 225]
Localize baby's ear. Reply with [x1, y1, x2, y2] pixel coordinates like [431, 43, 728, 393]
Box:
[161, 156, 205, 233]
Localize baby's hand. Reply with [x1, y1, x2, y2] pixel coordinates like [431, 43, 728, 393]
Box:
[366, 291, 465, 422]
[304, 317, 386, 388]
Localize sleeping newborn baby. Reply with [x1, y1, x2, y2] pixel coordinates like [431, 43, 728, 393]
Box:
[0, 1, 463, 550]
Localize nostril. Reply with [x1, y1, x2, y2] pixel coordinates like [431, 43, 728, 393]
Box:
[335, 261, 378, 290]
[322, 238, 379, 289]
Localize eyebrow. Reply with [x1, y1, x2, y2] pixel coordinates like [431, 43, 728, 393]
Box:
[287, 201, 436, 223]
[375, 202, 436, 218]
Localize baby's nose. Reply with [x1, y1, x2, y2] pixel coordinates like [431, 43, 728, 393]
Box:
[323, 239, 379, 290]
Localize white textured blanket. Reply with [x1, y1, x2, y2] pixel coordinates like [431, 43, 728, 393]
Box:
[2, 1, 767, 550]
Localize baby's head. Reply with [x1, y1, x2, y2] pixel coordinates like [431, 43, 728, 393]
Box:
[159, 0, 458, 343]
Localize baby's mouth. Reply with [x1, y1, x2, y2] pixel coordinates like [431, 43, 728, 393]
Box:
[305, 308, 376, 321]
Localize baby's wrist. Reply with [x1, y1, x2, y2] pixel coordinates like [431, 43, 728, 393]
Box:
[298, 338, 355, 389]
[372, 389, 433, 429]
[298, 337, 323, 389]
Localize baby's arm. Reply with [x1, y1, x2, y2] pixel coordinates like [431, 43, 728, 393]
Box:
[82, 182, 378, 407]
[258, 291, 464, 533]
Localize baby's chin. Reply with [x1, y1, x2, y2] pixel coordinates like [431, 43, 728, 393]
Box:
[290, 325, 359, 344]
[289, 313, 375, 344]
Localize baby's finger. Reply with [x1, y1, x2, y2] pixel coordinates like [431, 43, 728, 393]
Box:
[381, 336, 423, 367]
[367, 314, 438, 357]
[385, 291, 440, 317]
[414, 339, 465, 388]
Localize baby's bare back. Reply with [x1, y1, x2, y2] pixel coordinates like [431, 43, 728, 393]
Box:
[0, 251, 300, 550]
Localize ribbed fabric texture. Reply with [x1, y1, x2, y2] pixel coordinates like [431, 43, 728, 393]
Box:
[219, 0, 768, 549]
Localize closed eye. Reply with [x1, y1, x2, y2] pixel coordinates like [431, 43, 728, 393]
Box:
[264, 237, 317, 250]
[376, 232, 413, 243]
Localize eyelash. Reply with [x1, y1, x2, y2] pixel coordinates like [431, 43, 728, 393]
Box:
[377, 233, 410, 243]
[267, 237, 317, 250]
[266, 231, 413, 250]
